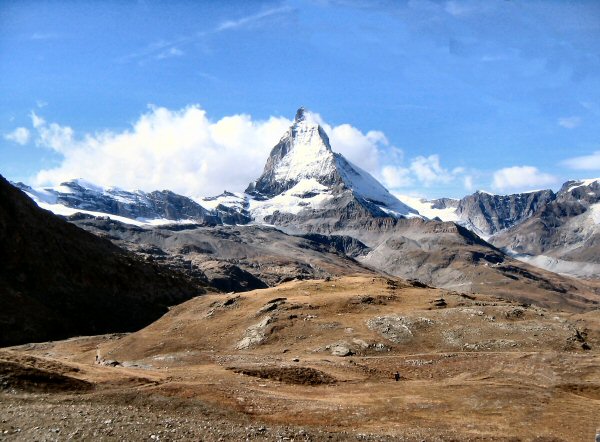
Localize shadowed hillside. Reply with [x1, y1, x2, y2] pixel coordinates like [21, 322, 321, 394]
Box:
[0, 175, 208, 346]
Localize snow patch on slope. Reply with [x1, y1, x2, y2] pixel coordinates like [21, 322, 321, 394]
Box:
[29, 197, 194, 227]
[336, 157, 417, 217]
[201, 191, 247, 212]
[19, 180, 206, 226]
[567, 178, 600, 192]
[395, 194, 459, 222]
[249, 178, 334, 222]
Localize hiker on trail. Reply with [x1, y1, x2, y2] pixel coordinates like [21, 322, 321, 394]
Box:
[394, 371, 400, 382]
[95, 350, 100, 364]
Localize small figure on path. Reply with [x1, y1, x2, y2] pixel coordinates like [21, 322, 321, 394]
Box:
[394, 371, 400, 382]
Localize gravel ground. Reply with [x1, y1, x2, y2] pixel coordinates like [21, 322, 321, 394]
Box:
[0, 390, 444, 442]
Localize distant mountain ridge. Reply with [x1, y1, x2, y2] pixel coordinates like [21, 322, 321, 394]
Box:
[396, 179, 600, 279]
[491, 178, 600, 278]
[13, 108, 600, 284]
[15, 179, 250, 226]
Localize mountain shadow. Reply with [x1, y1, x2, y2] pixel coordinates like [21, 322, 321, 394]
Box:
[0, 175, 208, 347]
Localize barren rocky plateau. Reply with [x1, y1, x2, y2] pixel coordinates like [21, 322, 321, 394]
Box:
[1, 275, 599, 441]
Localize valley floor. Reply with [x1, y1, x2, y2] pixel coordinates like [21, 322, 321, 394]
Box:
[2, 276, 600, 441]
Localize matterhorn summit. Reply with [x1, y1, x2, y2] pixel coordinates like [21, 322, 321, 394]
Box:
[247, 107, 341, 198]
[245, 107, 418, 222]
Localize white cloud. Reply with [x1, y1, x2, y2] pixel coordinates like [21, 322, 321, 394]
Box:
[216, 6, 292, 32]
[492, 166, 557, 191]
[558, 116, 582, 129]
[31, 105, 397, 200]
[119, 6, 293, 64]
[31, 111, 45, 128]
[156, 47, 184, 59]
[33, 106, 288, 199]
[378, 153, 465, 191]
[463, 175, 474, 191]
[381, 165, 413, 188]
[29, 105, 472, 199]
[4, 127, 31, 145]
[31, 111, 74, 154]
[409, 154, 454, 186]
[563, 151, 600, 170]
[444, 0, 493, 17]
[325, 124, 388, 174]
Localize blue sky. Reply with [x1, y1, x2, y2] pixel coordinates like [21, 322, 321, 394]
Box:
[1, 0, 600, 199]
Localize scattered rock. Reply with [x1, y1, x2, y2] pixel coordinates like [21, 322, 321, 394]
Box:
[462, 339, 518, 351]
[504, 308, 525, 319]
[257, 298, 287, 315]
[100, 359, 122, 367]
[367, 315, 434, 344]
[222, 296, 239, 307]
[257, 303, 279, 314]
[374, 343, 389, 352]
[432, 298, 447, 308]
[408, 279, 430, 288]
[352, 339, 369, 349]
[267, 297, 287, 304]
[236, 316, 272, 350]
[330, 344, 353, 357]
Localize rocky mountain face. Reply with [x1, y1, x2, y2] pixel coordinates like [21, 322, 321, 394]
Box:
[404, 182, 600, 279]
[491, 179, 600, 277]
[455, 189, 556, 237]
[66, 214, 374, 293]
[204, 109, 597, 309]
[16, 108, 415, 228]
[247, 107, 343, 198]
[0, 175, 208, 347]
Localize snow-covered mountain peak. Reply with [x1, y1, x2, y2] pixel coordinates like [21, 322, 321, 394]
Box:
[245, 107, 418, 218]
[247, 108, 338, 199]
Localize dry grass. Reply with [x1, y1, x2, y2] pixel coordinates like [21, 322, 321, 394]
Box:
[3, 275, 600, 441]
